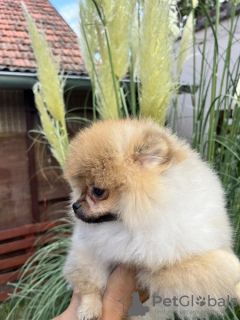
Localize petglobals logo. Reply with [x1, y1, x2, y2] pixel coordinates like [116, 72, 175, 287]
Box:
[152, 295, 238, 308]
[119, 292, 238, 318]
[119, 291, 149, 318]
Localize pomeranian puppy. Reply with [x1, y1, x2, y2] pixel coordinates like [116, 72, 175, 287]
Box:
[63, 119, 240, 320]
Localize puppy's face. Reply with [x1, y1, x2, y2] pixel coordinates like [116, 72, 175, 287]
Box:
[64, 119, 187, 229]
[70, 176, 121, 224]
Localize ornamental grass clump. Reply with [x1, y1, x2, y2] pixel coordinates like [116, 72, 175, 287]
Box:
[79, 0, 179, 124]
[6, 219, 73, 320]
[174, 2, 240, 275]
[79, 0, 135, 119]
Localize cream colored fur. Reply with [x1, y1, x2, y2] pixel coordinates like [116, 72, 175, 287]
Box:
[63, 119, 240, 320]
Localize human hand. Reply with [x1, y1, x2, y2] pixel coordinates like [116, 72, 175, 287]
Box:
[52, 264, 148, 320]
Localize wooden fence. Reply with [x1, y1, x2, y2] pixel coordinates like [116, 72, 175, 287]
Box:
[0, 222, 58, 301]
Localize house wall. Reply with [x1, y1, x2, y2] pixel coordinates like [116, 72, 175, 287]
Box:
[0, 87, 92, 230]
[0, 89, 32, 230]
[174, 16, 240, 141]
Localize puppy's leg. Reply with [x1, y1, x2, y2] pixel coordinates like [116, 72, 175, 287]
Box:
[63, 246, 109, 320]
[137, 250, 240, 319]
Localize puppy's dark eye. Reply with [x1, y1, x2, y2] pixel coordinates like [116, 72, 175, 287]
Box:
[92, 187, 106, 198]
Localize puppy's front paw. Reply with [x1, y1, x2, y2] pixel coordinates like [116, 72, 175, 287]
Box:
[77, 293, 102, 320]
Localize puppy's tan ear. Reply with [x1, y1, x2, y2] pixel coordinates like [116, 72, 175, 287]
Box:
[133, 131, 172, 168]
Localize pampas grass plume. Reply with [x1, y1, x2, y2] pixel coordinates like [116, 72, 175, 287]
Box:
[23, 4, 66, 130]
[107, 0, 135, 80]
[80, 0, 135, 120]
[23, 4, 68, 168]
[139, 0, 176, 125]
[33, 84, 67, 168]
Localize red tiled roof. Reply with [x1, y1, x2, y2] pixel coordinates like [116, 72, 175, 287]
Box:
[0, 0, 86, 74]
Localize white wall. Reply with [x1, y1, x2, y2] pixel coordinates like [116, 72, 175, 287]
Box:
[173, 16, 240, 141]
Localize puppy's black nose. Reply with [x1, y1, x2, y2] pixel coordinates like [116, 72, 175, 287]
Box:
[72, 202, 81, 213]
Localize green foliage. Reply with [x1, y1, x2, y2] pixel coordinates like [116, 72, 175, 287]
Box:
[172, 3, 240, 270]
[178, 0, 219, 19]
[191, 2, 240, 258]
[6, 220, 73, 320]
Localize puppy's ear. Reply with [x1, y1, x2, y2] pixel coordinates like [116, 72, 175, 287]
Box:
[133, 130, 172, 168]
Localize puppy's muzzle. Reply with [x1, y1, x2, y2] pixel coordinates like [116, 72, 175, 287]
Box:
[72, 201, 117, 224]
